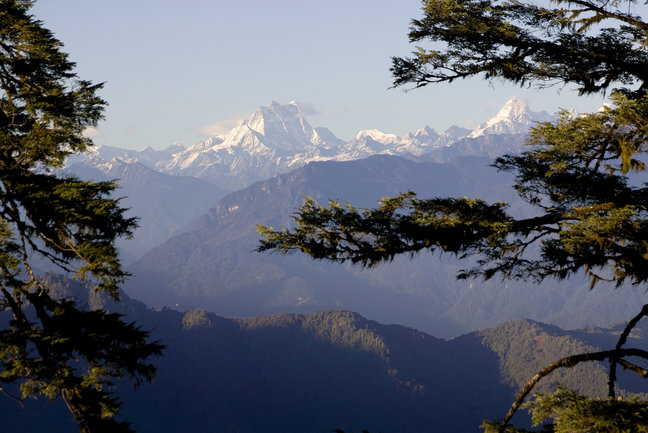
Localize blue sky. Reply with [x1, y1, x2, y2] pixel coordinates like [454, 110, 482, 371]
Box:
[32, 0, 609, 150]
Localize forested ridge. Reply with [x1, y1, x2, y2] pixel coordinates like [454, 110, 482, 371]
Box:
[3, 278, 643, 432]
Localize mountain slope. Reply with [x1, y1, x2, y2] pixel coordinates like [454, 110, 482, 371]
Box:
[123, 311, 648, 432]
[3, 288, 643, 433]
[68, 158, 228, 261]
[126, 153, 647, 337]
[469, 96, 553, 137]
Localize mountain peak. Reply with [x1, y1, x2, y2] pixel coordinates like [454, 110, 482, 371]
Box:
[354, 129, 398, 142]
[246, 101, 302, 130]
[263, 100, 302, 121]
[469, 96, 553, 138]
[156, 101, 346, 188]
[496, 96, 530, 119]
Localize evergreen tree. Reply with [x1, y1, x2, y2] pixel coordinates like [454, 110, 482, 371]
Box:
[258, 0, 648, 431]
[0, 1, 162, 431]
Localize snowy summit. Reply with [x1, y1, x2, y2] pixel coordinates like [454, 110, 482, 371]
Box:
[469, 96, 553, 138]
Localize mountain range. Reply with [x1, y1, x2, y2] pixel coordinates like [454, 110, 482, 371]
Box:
[10, 97, 648, 432]
[74, 96, 552, 190]
[66, 157, 228, 261]
[126, 154, 647, 338]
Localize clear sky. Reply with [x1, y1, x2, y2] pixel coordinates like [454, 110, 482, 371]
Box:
[32, 0, 610, 150]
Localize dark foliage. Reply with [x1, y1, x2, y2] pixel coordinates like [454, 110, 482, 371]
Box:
[0, 1, 162, 431]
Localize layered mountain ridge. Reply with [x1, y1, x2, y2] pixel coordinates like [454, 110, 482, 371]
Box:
[35, 97, 648, 433]
[66, 96, 641, 338]
[66, 157, 228, 261]
[127, 154, 648, 338]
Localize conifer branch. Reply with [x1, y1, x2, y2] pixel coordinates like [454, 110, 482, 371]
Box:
[498, 348, 648, 432]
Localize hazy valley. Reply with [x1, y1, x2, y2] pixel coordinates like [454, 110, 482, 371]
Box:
[65, 98, 648, 337]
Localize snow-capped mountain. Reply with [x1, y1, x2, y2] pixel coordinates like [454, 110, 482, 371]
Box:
[67, 142, 185, 169]
[341, 125, 459, 159]
[62, 96, 559, 261]
[155, 101, 346, 188]
[73, 97, 554, 190]
[469, 96, 553, 138]
[337, 96, 550, 162]
[149, 100, 483, 187]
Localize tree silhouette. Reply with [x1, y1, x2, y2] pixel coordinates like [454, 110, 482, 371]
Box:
[0, 1, 162, 431]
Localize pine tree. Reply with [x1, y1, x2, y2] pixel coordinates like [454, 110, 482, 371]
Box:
[0, 1, 162, 431]
[258, 1, 648, 431]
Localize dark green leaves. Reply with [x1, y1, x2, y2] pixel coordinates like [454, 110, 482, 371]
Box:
[0, 1, 161, 431]
[258, 193, 513, 268]
[0, 0, 104, 169]
[0, 290, 163, 432]
[482, 386, 648, 433]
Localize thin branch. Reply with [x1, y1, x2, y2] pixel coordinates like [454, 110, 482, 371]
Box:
[512, 230, 554, 260]
[61, 389, 81, 424]
[0, 384, 24, 408]
[618, 358, 648, 378]
[562, 0, 648, 32]
[608, 303, 648, 397]
[0, 285, 27, 324]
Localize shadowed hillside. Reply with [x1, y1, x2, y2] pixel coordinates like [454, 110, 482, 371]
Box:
[1, 278, 643, 433]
